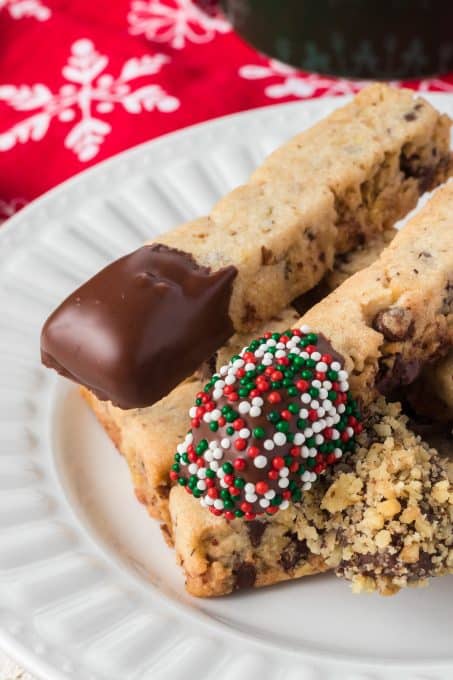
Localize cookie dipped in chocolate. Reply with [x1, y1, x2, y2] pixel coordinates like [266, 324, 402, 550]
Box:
[41, 244, 237, 409]
[172, 328, 362, 520]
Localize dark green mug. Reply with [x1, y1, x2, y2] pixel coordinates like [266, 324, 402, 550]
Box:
[220, 0, 453, 79]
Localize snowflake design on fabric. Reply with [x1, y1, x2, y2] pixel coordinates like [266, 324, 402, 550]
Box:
[0, 0, 51, 21]
[416, 78, 453, 93]
[239, 59, 371, 99]
[0, 197, 27, 223]
[0, 39, 180, 162]
[128, 0, 230, 49]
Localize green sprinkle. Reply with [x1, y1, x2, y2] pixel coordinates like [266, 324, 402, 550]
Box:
[327, 370, 338, 381]
[292, 488, 302, 502]
[288, 403, 299, 414]
[287, 386, 298, 397]
[271, 494, 282, 506]
[220, 489, 231, 500]
[253, 427, 265, 439]
[209, 422, 219, 432]
[205, 469, 215, 478]
[309, 387, 319, 398]
[171, 463, 180, 472]
[234, 477, 245, 489]
[306, 333, 318, 343]
[267, 411, 280, 423]
[306, 358, 316, 368]
[235, 509, 245, 518]
[222, 462, 233, 474]
[178, 477, 187, 486]
[276, 420, 289, 433]
[301, 369, 312, 380]
[297, 418, 307, 429]
[224, 499, 235, 510]
[226, 426, 234, 436]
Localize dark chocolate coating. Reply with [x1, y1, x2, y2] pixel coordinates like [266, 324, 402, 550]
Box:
[41, 244, 237, 409]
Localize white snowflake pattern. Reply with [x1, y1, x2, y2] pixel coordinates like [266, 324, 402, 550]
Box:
[239, 59, 372, 99]
[0, 38, 180, 162]
[128, 0, 230, 50]
[0, 197, 27, 223]
[415, 78, 453, 93]
[0, 0, 51, 21]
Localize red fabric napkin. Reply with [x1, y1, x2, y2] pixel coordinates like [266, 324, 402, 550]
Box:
[1, 0, 452, 223]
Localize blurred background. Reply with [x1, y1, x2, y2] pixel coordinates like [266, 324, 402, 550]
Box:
[0, 0, 452, 224]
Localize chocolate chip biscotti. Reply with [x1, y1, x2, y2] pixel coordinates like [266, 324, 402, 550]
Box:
[42, 85, 452, 410]
[80, 231, 395, 528]
[169, 183, 453, 596]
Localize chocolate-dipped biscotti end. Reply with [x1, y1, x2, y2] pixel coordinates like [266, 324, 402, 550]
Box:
[41, 244, 236, 409]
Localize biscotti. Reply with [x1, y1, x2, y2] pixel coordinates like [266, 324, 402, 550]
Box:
[169, 184, 453, 596]
[42, 85, 452, 409]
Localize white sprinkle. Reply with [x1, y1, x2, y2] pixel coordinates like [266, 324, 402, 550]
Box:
[293, 432, 305, 445]
[200, 497, 207, 507]
[265, 489, 276, 499]
[185, 432, 193, 443]
[213, 448, 223, 460]
[279, 466, 289, 477]
[197, 468, 207, 479]
[203, 413, 211, 423]
[302, 471, 311, 482]
[300, 324, 310, 333]
[254, 455, 267, 468]
[239, 428, 251, 439]
[238, 401, 250, 414]
[212, 389, 223, 400]
[264, 352, 274, 361]
[347, 426, 354, 437]
[205, 496, 214, 506]
[197, 480, 207, 491]
[325, 416, 334, 428]
[263, 439, 275, 451]
[312, 380, 322, 389]
[338, 404, 346, 414]
[301, 393, 311, 404]
[301, 446, 310, 458]
[214, 499, 224, 510]
[220, 478, 228, 488]
[302, 482, 312, 491]
[249, 406, 262, 418]
[262, 357, 273, 366]
[317, 407, 326, 418]
[335, 449, 343, 459]
[323, 380, 332, 390]
[340, 381, 349, 392]
[211, 409, 221, 420]
[259, 498, 270, 508]
[214, 380, 225, 389]
[225, 374, 236, 385]
[309, 447, 317, 457]
[310, 472, 317, 482]
[233, 358, 244, 368]
[245, 482, 256, 494]
[189, 406, 197, 418]
[332, 413, 341, 424]
[221, 438, 230, 449]
[319, 389, 328, 400]
[276, 342, 285, 349]
[275, 350, 286, 358]
[273, 432, 286, 446]
[291, 347, 301, 355]
[217, 468, 225, 478]
[316, 361, 328, 372]
[300, 351, 309, 359]
[304, 427, 313, 438]
[255, 348, 264, 358]
[322, 399, 332, 410]
[188, 463, 198, 475]
[204, 451, 214, 462]
[278, 478, 289, 488]
[315, 434, 324, 445]
[299, 408, 309, 419]
[280, 500, 290, 510]
[267, 339, 276, 347]
[220, 366, 228, 376]
[252, 396, 264, 407]
[210, 461, 219, 471]
[331, 430, 340, 440]
[245, 493, 257, 503]
[177, 443, 186, 454]
[311, 400, 320, 410]
[331, 361, 341, 371]
[311, 351, 321, 361]
[312, 421, 323, 433]
[338, 369, 348, 380]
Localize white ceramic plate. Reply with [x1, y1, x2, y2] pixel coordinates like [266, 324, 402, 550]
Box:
[0, 94, 452, 680]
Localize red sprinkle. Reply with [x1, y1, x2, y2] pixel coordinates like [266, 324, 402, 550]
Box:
[272, 456, 285, 470]
[280, 410, 292, 421]
[255, 481, 269, 495]
[267, 391, 282, 404]
[234, 437, 246, 451]
[268, 469, 279, 480]
[296, 379, 309, 392]
[247, 446, 260, 458]
[233, 457, 247, 471]
[224, 511, 235, 521]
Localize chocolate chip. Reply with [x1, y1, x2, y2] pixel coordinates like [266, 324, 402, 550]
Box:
[233, 562, 256, 589]
[305, 228, 315, 241]
[241, 302, 259, 326]
[404, 111, 417, 121]
[418, 251, 432, 258]
[292, 280, 331, 316]
[246, 520, 267, 548]
[279, 532, 310, 572]
[261, 246, 274, 266]
[373, 307, 414, 342]
[376, 354, 422, 395]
